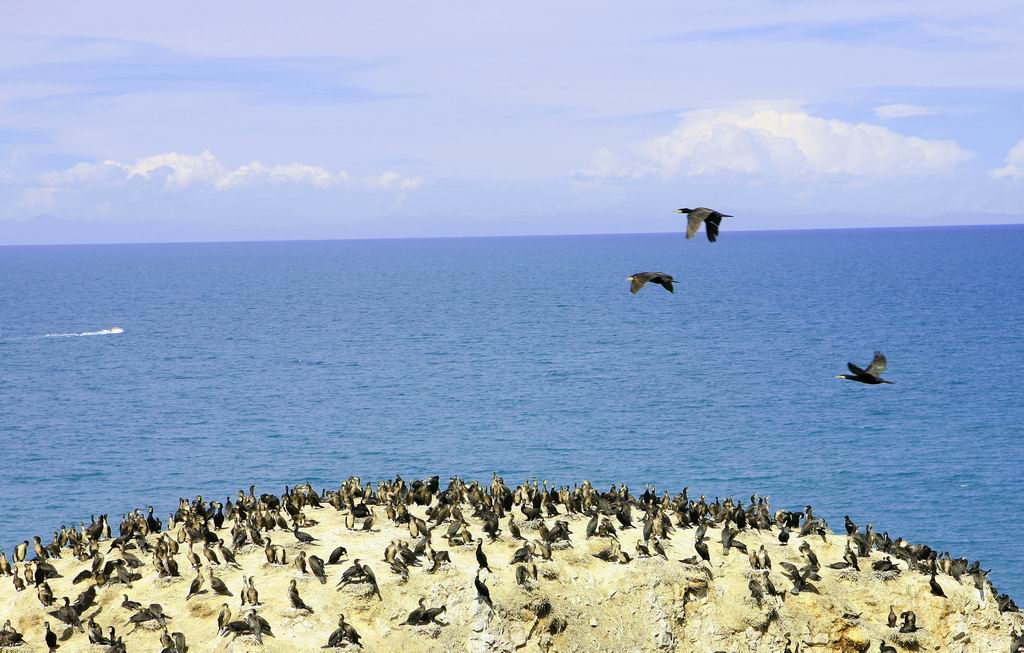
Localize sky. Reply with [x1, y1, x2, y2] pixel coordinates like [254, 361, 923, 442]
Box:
[1, 1, 1023, 244]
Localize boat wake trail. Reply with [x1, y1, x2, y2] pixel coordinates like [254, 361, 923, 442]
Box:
[44, 326, 124, 338]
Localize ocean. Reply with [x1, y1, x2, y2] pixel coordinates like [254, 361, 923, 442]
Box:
[1, 225, 1022, 597]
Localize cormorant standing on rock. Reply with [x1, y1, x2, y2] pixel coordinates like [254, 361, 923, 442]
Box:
[475, 572, 492, 609]
[288, 579, 313, 613]
[323, 614, 360, 648]
[44, 622, 57, 652]
[476, 540, 492, 572]
[778, 525, 790, 546]
[401, 598, 426, 626]
[695, 539, 711, 564]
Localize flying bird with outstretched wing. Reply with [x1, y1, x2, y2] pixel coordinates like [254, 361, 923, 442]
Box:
[627, 272, 676, 295]
[836, 351, 893, 385]
[675, 207, 732, 242]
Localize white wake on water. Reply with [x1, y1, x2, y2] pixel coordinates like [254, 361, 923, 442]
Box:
[44, 326, 124, 338]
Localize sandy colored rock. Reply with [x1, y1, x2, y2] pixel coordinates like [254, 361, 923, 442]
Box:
[0, 479, 1021, 652]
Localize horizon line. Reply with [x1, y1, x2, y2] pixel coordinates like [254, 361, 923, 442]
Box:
[2, 220, 1022, 249]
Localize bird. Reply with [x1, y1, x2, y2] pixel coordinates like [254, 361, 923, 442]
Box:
[0, 621, 24, 647]
[37, 581, 54, 606]
[695, 539, 711, 563]
[207, 568, 232, 596]
[323, 613, 361, 648]
[778, 526, 790, 546]
[185, 572, 204, 600]
[127, 604, 169, 633]
[121, 594, 142, 612]
[508, 516, 524, 541]
[216, 539, 242, 569]
[475, 572, 493, 609]
[423, 605, 447, 625]
[361, 562, 382, 601]
[244, 610, 273, 644]
[242, 576, 260, 606]
[326, 546, 348, 565]
[836, 351, 893, 384]
[401, 598, 427, 625]
[845, 516, 857, 536]
[44, 622, 58, 652]
[675, 207, 732, 242]
[748, 577, 765, 605]
[288, 579, 314, 613]
[899, 610, 919, 633]
[292, 526, 316, 544]
[627, 272, 675, 294]
[217, 604, 232, 635]
[308, 555, 327, 584]
[335, 559, 364, 588]
[476, 539, 492, 572]
[47, 597, 83, 632]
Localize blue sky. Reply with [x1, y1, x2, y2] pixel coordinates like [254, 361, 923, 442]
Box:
[1, 1, 1022, 244]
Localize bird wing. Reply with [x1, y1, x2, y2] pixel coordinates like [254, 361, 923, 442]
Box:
[647, 273, 674, 293]
[630, 276, 646, 294]
[685, 213, 703, 239]
[705, 215, 721, 243]
[866, 351, 887, 377]
[847, 362, 868, 376]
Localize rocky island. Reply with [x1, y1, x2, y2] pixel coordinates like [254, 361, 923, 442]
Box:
[1, 476, 1021, 652]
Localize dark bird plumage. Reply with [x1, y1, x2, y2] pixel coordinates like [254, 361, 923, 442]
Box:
[837, 351, 893, 384]
[475, 540, 492, 572]
[627, 272, 676, 295]
[675, 207, 731, 242]
[474, 572, 492, 609]
[288, 579, 314, 613]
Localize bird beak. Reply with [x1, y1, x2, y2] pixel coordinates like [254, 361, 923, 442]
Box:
[834, 375, 844, 379]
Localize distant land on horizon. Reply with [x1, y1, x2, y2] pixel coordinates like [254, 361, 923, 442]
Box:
[2, 212, 1022, 247]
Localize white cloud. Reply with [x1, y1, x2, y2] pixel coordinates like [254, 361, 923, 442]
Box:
[40, 151, 420, 192]
[365, 171, 425, 192]
[216, 161, 343, 189]
[872, 104, 938, 120]
[582, 106, 972, 182]
[990, 139, 1024, 179]
[43, 151, 225, 188]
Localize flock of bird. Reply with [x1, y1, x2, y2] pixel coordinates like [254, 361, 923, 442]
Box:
[0, 208, 1007, 652]
[0, 475, 1021, 652]
[627, 207, 894, 385]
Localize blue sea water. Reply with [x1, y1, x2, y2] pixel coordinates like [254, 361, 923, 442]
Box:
[1, 226, 1023, 597]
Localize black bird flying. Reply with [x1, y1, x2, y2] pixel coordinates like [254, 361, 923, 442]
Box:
[627, 272, 675, 295]
[675, 207, 731, 242]
[836, 351, 893, 385]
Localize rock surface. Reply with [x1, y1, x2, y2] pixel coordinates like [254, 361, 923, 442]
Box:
[0, 477, 1020, 652]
